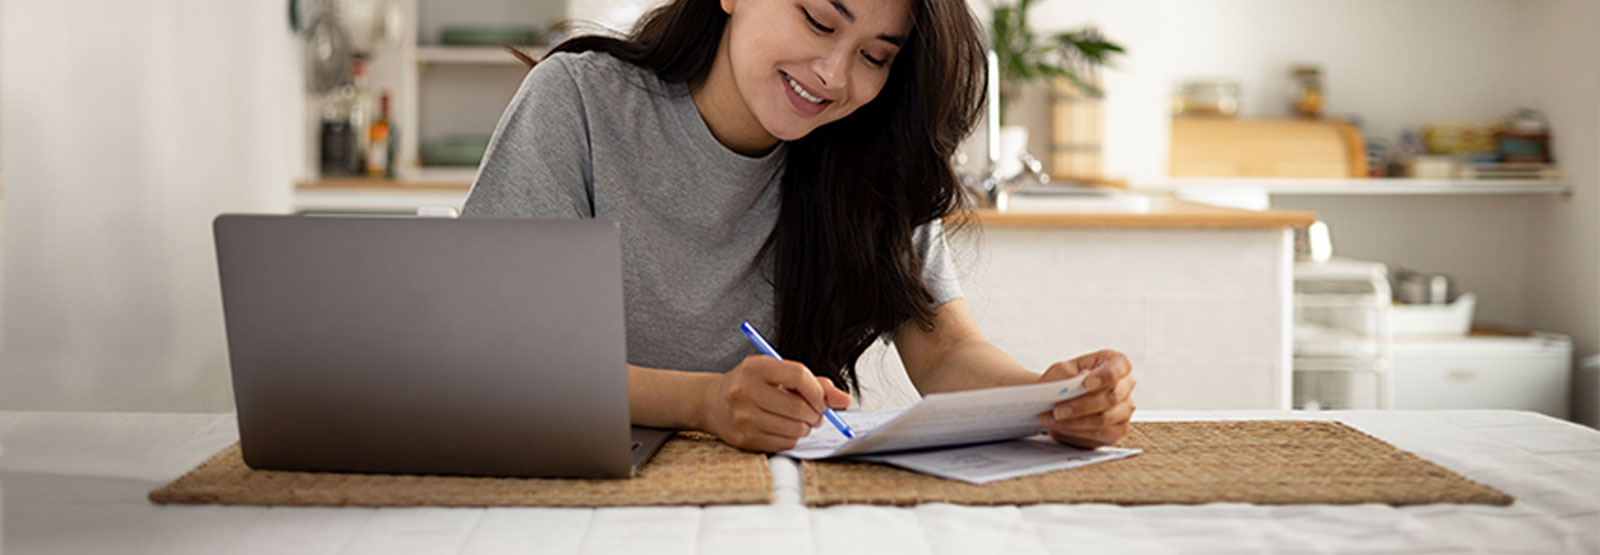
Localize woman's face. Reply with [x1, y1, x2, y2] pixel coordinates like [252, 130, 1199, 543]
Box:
[719, 0, 913, 141]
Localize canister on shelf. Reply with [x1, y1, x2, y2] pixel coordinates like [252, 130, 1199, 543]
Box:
[1172, 79, 1240, 118]
[1289, 64, 1323, 119]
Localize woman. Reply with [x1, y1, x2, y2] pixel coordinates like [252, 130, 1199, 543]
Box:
[464, 0, 1136, 452]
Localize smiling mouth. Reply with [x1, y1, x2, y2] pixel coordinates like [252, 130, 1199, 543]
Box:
[783, 72, 827, 105]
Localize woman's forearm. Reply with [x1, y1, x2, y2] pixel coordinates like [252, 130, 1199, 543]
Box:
[895, 299, 1043, 394]
[908, 337, 1040, 394]
[626, 364, 720, 431]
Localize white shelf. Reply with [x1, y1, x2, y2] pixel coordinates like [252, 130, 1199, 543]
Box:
[415, 46, 543, 65]
[1151, 178, 1571, 196]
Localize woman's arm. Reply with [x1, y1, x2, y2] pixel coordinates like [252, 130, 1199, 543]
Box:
[892, 298, 1037, 392]
[894, 298, 1137, 447]
[628, 358, 851, 452]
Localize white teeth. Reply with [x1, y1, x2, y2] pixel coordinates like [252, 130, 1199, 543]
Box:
[785, 74, 824, 104]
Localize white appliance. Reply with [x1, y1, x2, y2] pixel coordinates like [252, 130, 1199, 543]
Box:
[1579, 355, 1599, 428]
[1292, 258, 1392, 410]
[1392, 333, 1572, 419]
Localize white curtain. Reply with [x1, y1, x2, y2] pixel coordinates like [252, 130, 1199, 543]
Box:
[1, 0, 300, 411]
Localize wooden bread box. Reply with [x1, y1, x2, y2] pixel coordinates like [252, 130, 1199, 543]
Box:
[1170, 118, 1367, 178]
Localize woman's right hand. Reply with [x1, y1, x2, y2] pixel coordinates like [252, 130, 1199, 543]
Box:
[699, 355, 852, 452]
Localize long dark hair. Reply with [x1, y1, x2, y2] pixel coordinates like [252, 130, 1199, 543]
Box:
[542, 0, 986, 393]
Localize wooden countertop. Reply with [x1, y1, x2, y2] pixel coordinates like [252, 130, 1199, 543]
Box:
[298, 180, 1316, 229]
[971, 195, 1316, 229]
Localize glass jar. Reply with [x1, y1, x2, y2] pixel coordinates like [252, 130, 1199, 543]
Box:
[1173, 79, 1240, 118]
[1290, 65, 1323, 119]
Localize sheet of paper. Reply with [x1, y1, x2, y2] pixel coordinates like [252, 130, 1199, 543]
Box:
[856, 435, 1142, 484]
[781, 374, 1089, 460]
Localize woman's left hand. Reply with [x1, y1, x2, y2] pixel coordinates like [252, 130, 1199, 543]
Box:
[1035, 349, 1137, 448]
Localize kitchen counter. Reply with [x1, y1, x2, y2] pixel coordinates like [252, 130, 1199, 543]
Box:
[296, 181, 1317, 228]
[971, 195, 1315, 229]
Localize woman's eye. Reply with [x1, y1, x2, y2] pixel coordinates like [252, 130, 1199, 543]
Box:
[863, 52, 886, 67]
[801, 8, 833, 33]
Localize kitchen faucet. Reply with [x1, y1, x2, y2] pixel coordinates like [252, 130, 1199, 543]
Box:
[958, 51, 1051, 212]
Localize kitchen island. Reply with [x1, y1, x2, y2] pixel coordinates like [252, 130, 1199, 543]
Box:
[857, 196, 1315, 411]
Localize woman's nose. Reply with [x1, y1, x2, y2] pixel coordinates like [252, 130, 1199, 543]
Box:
[812, 47, 851, 93]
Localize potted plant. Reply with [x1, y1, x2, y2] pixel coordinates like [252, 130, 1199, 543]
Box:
[989, 0, 1123, 116]
[987, 0, 1123, 177]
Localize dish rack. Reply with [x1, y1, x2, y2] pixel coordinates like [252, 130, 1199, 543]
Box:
[1292, 258, 1393, 410]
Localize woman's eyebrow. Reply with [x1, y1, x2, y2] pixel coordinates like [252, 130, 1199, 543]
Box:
[828, 0, 907, 46]
[829, 0, 856, 21]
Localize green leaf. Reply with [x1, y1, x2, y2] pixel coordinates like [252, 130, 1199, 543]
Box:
[988, 0, 1124, 95]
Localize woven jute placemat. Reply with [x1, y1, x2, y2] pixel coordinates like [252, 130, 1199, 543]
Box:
[149, 432, 770, 507]
[803, 420, 1514, 507]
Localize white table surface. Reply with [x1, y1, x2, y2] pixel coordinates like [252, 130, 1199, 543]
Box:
[2, 409, 1597, 555]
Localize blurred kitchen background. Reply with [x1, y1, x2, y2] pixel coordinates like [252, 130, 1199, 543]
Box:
[2, 0, 1596, 426]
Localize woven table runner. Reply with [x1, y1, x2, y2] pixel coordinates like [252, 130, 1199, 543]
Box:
[150, 432, 770, 507]
[803, 420, 1514, 507]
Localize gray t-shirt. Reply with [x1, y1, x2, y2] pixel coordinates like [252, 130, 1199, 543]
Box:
[463, 51, 961, 373]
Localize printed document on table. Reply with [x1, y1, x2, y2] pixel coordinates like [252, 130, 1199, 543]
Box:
[781, 375, 1091, 460]
[856, 436, 1142, 484]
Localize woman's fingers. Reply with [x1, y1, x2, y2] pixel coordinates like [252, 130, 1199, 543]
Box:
[711, 356, 838, 452]
[748, 405, 819, 438]
[1040, 359, 1083, 380]
[1040, 406, 1134, 448]
[1078, 351, 1132, 391]
[1036, 351, 1136, 449]
[757, 358, 827, 413]
[727, 427, 809, 452]
[745, 379, 823, 425]
[1042, 398, 1137, 435]
[816, 376, 853, 409]
[1051, 374, 1136, 419]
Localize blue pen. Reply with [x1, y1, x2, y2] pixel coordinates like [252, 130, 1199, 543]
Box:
[738, 321, 855, 439]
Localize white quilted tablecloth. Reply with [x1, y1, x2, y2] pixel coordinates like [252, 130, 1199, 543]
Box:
[2, 410, 1596, 554]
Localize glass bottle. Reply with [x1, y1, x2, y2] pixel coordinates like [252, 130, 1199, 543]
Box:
[346, 59, 374, 175]
[367, 91, 393, 178]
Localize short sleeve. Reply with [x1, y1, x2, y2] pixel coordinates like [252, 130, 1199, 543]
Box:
[913, 219, 963, 305]
[462, 55, 594, 219]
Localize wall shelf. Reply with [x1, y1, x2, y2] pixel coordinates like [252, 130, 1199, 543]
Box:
[1152, 178, 1572, 196]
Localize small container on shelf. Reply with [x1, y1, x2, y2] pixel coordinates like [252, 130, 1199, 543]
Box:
[1172, 78, 1241, 118]
[1391, 293, 1476, 336]
[1405, 155, 1456, 179]
[1288, 64, 1323, 119]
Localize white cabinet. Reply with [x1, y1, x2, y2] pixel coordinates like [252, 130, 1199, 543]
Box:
[1291, 258, 1394, 410]
[1392, 333, 1573, 419]
[856, 225, 1296, 411]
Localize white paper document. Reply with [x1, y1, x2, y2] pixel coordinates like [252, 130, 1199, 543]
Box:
[856, 437, 1142, 484]
[782, 375, 1093, 460]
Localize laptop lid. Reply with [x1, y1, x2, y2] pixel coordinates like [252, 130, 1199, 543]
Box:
[214, 214, 638, 478]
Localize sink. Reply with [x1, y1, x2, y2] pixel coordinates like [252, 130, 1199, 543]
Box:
[1001, 183, 1151, 213]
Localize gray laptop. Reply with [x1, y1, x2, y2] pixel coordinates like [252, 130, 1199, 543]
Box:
[213, 214, 671, 478]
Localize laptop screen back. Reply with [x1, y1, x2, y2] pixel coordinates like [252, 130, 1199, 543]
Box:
[214, 215, 632, 478]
